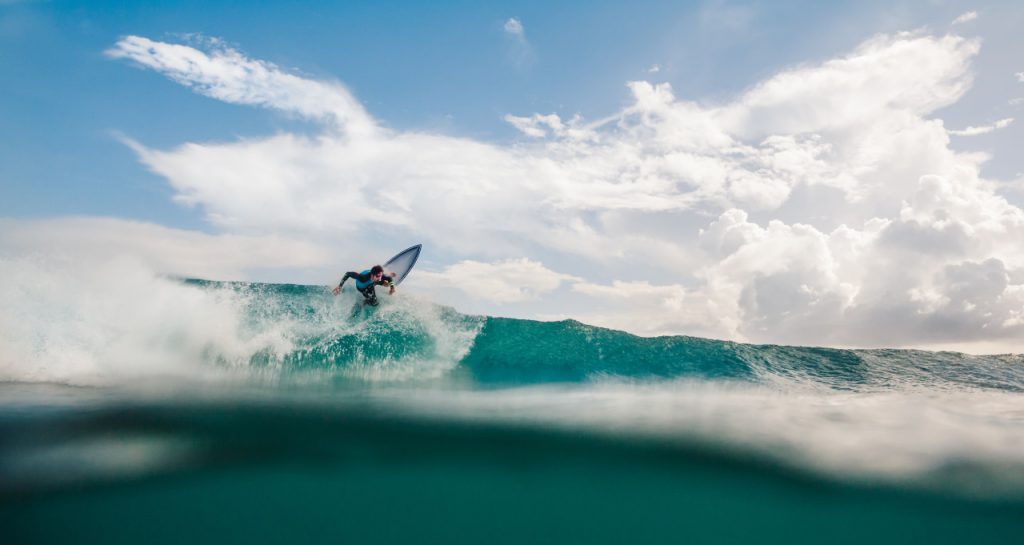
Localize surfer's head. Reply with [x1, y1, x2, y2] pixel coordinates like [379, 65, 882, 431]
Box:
[370, 265, 384, 280]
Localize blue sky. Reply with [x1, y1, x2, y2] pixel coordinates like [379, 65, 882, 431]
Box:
[3, 0, 1024, 352]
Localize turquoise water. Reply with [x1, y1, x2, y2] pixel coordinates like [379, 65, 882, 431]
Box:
[2, 277, 1024, 544]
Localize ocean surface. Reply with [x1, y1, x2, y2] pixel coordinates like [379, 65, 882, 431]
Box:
[2, 264, 1024, 544]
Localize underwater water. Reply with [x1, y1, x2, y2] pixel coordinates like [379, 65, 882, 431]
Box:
[2, 258, 1023, 544]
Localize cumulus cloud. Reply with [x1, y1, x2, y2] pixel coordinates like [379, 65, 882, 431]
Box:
[948, 117, 1014, 136]
[105, 31, 1024, 352]
[687, 173, 1024, 348]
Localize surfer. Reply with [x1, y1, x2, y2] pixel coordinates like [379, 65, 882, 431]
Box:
[332, 265, 396, 306]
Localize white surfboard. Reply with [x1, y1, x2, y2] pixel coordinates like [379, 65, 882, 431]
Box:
[383, 244, 422, 286]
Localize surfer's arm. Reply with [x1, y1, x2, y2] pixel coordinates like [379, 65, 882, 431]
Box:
[332, 272, 361, 296]
[379, 274, 396, 295]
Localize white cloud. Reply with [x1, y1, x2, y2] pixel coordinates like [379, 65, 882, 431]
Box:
[698, 208, 765, 258]
[952, 11, 978, 25]
[718, 33, 979, 137]
[503, 113, 564, 138]
[503, 17, 524, 37]
[948, 117, 1014, 136]
[502, 112, 598, 140]
[686, 174, 1024, 347]
[1016, 72, 1024, 83]
[566, 280, 698, 337]
[106, 35, 377, 137]
[116, 33, 981, 229]
[417, 259, 581, 303]
[502, 17, 533, 69]
[648, 64, 661, 74]
[105, 31, 1024, 352]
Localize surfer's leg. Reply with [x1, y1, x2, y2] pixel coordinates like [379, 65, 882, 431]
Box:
[358, 285, 378, 306]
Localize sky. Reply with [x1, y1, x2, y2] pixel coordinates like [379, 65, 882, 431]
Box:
[2, 0, 1024, 353]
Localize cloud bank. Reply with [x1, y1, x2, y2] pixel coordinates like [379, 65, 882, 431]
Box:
[74, 31, 1024, 352]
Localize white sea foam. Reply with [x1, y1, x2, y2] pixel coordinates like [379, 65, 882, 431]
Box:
[0, 255, 482, 386]
[0, 256, 291, 385]
[335, 294, 483, 382]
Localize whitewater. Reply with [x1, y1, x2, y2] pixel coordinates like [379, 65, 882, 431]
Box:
[2, 256, 1023, 544]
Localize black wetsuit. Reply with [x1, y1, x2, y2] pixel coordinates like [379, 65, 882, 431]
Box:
[338, 270, 394, 306]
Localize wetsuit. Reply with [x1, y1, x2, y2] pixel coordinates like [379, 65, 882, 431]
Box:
[338, 270, 394, 306]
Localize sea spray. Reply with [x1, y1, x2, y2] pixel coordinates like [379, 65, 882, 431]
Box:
[0, 256, 292, 384]
[0, 257, 484, 385]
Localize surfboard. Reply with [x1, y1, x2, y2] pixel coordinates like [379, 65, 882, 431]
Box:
[383, 244, 422, 286]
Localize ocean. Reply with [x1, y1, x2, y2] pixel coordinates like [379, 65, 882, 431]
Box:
[2, 268, 1023, 544]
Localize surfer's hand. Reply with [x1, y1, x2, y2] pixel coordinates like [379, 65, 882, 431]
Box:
[389, 286, 396, 295]
[332, 286, 341, 296]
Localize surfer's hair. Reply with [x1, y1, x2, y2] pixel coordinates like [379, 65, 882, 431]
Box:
[370, 265, 384, 275]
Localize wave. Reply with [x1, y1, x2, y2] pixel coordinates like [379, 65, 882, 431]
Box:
[460, 317, 1024, 391]
[2, 257, 1022, 392]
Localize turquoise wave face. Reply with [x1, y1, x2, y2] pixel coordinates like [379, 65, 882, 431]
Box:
[181, 280, 1024, 392]
[460, 317, 1024, 391]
